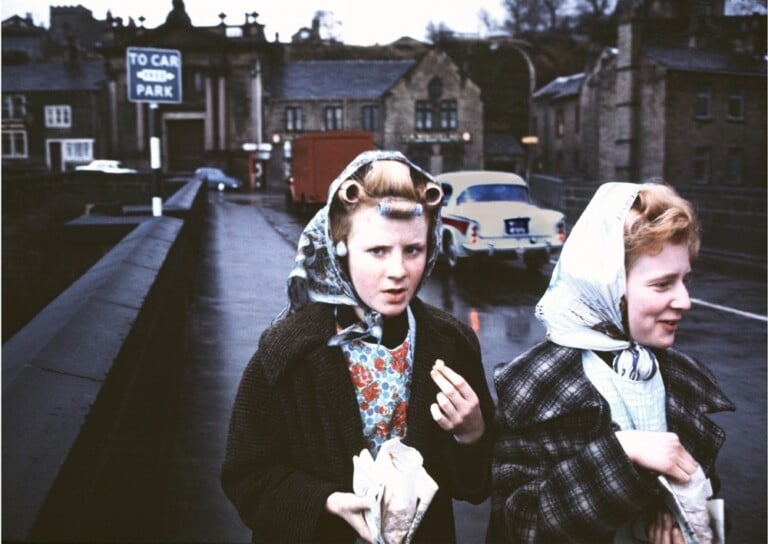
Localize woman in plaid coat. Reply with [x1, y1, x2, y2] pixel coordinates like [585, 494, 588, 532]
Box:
[489, 182, 734, 543]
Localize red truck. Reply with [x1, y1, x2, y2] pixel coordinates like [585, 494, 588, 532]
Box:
[286, 131, 374, 213]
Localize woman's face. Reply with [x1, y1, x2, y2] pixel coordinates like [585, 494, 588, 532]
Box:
[345, 204, 429, 318]
[625, 242, 692, 348]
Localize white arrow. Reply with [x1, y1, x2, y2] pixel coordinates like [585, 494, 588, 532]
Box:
[136, 69, 175, 83]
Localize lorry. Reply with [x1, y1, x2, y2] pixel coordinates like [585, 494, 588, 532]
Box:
[286, 131, 375, 214]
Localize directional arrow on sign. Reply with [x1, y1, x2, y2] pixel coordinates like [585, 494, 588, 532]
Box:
[137, 69, 176, 83]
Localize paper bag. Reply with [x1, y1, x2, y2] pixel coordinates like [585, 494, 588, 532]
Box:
[353, 438, 438, 544]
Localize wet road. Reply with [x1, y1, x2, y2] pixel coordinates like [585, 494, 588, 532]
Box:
[164, 190, 766, 543]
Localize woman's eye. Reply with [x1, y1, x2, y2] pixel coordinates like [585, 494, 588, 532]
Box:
[405, 246, 424, 256]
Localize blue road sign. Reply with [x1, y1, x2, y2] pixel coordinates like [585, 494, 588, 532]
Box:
[126, 47, 182, 104]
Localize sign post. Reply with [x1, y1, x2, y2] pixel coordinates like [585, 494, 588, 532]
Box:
[126, 47, 182, 216]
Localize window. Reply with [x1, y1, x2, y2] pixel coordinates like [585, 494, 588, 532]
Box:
[415, 100, 432, 131]
[439, 100, 458, 130]
[693, 147, 711, 183]
[727, 91, 744, 121]
[3, 95, 27, 120]
[362, 105, 379, 131]
[2, 130, 28, 158]
[416, 99, 458, 132]
[324, 106, 343, 130]
[555, 108, 564, 137]
[63, 139, 94, 161]
[285, 106, 303, 132]
[727, 147, 744, 184]
[694, 90, 711, 120]
[45, 105, 72, 128]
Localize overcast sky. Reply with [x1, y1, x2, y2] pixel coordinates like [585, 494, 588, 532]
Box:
[1, 0, 509, 45]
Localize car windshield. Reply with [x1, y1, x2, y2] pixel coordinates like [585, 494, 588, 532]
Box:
[456, 183, 529, 204]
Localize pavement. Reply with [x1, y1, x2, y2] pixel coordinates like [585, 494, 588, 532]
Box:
[159, 188, 297, 543]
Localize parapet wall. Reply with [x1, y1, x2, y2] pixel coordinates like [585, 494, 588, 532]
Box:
[529, 176, 766, 272]
[2, 179, 206, 541]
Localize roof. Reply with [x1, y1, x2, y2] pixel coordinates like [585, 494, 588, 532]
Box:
[643, 46, 767, 76]
[2, 61, 106, 92]
[534, 72, 585, 101]
[270, 59, 416, 100]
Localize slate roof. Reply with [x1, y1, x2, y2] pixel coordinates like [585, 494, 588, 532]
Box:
[2, 61, 106, 92]
[643, 46, 767, 76]
[534, 73, 585, 101]
[270, 59, 416, 100]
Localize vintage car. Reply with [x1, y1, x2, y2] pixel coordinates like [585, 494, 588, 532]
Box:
[436, 170, 566, 271]
[194, 167, 242, 192]
[75, 159, 137, 174]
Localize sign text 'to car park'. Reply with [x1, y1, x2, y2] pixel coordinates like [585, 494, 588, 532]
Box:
[126, 47, 182, 103]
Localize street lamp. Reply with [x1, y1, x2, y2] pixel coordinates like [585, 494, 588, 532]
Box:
[508, 41, 536, 182]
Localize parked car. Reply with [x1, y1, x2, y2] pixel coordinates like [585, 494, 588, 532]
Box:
[75, 159, 137, 174]
[194, 167, 242, 191]
[436, 170, 566, 271]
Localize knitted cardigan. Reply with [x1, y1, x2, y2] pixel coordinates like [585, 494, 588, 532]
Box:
[488, 341, 735, 544]
[222, 298, 494, 543]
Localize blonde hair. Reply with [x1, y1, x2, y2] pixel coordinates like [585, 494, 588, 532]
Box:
[330, 160, 441, 244]
[624, 183, 700, 270]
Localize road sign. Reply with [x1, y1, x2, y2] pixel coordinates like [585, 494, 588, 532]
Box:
[126, 47, 182, 103]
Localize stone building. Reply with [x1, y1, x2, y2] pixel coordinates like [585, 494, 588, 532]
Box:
[532, 72, 586, 179]
[3, 1, 484, 183]
[563, 3, 767, 185]
[2, 59, 107, 173]
[266, 49, 484, 176]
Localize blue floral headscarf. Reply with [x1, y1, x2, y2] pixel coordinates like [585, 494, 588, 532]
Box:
[276, 150, 442, 346]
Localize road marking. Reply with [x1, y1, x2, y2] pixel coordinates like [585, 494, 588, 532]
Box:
[691, 298, 768, 322]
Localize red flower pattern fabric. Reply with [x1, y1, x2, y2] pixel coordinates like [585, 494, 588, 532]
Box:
[342, 339, 412, 455]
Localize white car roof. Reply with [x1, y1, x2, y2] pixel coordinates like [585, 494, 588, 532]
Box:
[436, 170, 528, 192]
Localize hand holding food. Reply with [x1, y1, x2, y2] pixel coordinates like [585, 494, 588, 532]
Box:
[429, 359, 485, 445]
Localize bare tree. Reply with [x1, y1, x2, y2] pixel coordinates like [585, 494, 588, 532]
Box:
[575, 0, 614, 22]
[542, 0, 567, 29]
[502, 0, 565, 33]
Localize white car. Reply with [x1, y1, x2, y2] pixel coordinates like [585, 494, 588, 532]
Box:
[75, 160, 137, 174]
[437, 170, 566, 271]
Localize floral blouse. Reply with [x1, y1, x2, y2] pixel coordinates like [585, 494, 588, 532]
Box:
[340, 310, 415, 456]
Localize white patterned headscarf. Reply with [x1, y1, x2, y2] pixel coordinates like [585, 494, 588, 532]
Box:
[536, 182, 659, 380]
[276, 150, 442, 346]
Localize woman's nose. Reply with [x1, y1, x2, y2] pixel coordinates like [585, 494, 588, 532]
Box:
[386, 253, 406, 277]
[672, 282, 691, 311]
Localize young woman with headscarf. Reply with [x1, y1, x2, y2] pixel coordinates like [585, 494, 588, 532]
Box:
[489, 182, 734, 543]
[222, 150, 494, 543]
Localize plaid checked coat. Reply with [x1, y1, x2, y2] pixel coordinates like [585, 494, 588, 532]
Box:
[221, 298, 494, 543]
[488, 341, 735, 544]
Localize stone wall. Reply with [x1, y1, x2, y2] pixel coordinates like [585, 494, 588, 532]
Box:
[2, 178, 206, 541]
[530, 175, 766, 270]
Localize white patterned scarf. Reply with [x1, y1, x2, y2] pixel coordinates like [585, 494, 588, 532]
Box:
[536, 182, 657, 381]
